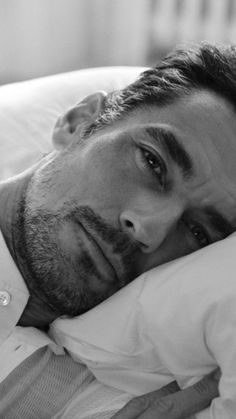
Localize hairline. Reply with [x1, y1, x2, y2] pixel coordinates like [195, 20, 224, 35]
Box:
[84, 85, 236, 139]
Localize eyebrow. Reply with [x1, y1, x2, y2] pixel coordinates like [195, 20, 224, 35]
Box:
[144, 126, 194, 180]
[204, 206, 235, 238]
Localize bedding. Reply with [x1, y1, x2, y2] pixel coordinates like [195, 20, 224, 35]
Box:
[51, 233, 236, 418]
[1, 66, 236, 419]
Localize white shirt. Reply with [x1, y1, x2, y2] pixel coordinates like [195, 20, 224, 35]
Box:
[0, 230, 63, 383]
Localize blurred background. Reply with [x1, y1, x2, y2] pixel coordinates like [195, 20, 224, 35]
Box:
[1, 0, 236, 84]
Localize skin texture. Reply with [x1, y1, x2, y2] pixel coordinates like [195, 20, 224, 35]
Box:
[1, 89, 236, 321]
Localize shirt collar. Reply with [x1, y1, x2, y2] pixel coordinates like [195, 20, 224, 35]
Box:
[0, 230, 29, 341]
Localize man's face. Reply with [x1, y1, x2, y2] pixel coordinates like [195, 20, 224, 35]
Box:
[21, 90, 236, 315]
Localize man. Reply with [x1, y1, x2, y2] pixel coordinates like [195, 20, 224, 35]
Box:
[0, 42, 236, 418]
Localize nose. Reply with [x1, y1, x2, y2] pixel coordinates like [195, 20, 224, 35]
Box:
[119, 200, 184, 253]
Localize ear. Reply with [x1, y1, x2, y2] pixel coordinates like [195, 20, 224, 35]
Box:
[52, 91, 107, 150]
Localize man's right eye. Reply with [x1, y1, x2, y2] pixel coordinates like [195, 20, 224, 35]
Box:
[140, 148, 167, 189]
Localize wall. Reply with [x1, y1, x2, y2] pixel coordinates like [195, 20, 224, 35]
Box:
[0, 0, 236, 84]
[0, 0, 151, 84]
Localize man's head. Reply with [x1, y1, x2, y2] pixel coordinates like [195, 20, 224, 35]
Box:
[3, 42, 236, 319]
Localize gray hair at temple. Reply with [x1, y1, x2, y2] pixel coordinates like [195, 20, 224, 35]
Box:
[84, 42, 236, 137]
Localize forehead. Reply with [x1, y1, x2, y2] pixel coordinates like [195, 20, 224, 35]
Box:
[135, 89, 236, 149]
[123, 90, 236, 178]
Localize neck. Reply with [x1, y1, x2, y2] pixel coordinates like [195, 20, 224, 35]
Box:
[0, 167, 60, 328]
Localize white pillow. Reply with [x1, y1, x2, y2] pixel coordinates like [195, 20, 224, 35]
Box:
[51, 233, 236, 419]
[0, 66, 145, 180]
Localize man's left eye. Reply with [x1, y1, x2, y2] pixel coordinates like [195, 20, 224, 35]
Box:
[141, 149, 166, 188]
[188, 222, 210, 248]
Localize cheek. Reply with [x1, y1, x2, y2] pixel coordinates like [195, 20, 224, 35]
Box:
[30, 138, 141, 215]
[27, 154, 83, 211]
[79, 158, 135, 212]
[76, 141, 141, 212]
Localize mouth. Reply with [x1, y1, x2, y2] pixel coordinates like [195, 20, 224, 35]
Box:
[74, 220, 123, 287]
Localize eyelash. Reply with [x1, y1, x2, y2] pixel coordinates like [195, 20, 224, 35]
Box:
[140, 148, 166, 188]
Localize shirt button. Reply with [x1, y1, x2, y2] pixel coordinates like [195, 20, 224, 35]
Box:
[0, 291, 11, 306]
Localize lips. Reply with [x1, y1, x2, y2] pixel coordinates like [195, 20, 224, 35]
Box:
[75, 220, 122, 286]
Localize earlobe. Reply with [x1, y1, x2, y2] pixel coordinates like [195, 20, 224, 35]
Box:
[52, 90, 107, 150]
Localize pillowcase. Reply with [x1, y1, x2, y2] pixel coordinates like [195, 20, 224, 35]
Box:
[0, 66, 144, 180]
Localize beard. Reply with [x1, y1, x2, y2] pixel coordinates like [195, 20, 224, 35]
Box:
[14, 196, 139, 317]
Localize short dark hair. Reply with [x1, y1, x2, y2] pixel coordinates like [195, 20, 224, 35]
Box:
[84, 42, 236, 136]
